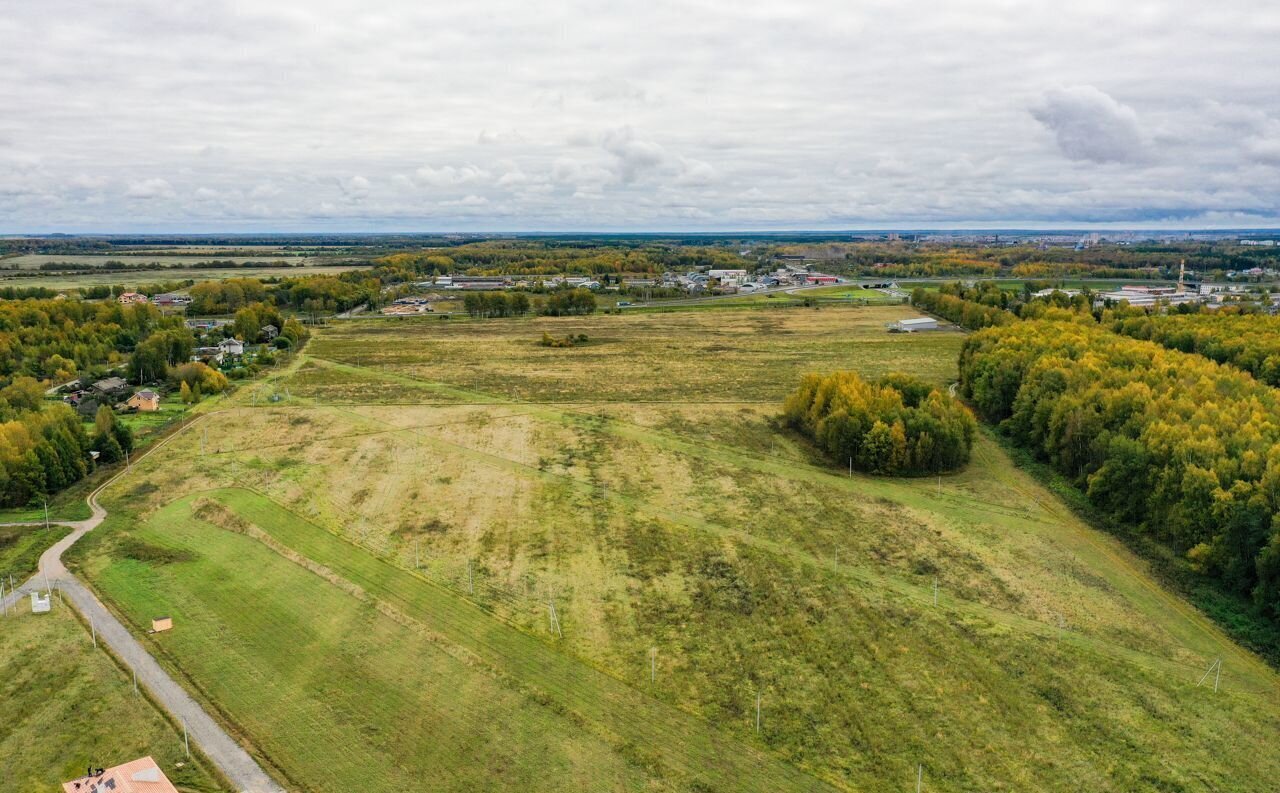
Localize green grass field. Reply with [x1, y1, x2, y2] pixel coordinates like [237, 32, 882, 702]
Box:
[0, 608, 225, 793]
[55, 305, 1280, 792]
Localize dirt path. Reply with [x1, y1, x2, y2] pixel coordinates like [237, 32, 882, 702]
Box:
[0, 416, 285, 793]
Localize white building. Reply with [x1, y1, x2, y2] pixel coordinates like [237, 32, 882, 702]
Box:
[219, 338, 244, 356]
[1094, 285, 1203, 308]
[893, 317, 938, 332]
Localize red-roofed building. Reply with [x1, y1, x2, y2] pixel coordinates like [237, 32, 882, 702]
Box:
[62, 756, 179, 793]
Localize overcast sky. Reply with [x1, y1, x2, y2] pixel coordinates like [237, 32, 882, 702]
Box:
[3, 0, 1280, 232]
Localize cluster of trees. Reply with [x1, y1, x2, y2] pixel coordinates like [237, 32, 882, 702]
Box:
[463, 292, 530, 318]
[1111, 312, 1280, 387]
[959, 320, 1280, 623]
[188, 278, 270, 314]
[90, 405, 134, 465]
[783, 371, 977, 475]
[0, 298, 174, 387]
[275, 274, 377, 314]
[0, 286, 64, 300]
[911, 287, 1015, 330]
[232, 302, 285, 342]
[0, 405, 92, 507]
[541, 288, 597, 316]
[173, 361, 229, 403]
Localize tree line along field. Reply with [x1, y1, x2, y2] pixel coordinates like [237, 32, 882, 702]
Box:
[57, 305, 1280, 792]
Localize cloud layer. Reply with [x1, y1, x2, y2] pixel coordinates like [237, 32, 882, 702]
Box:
[2, 0, 1280, 231]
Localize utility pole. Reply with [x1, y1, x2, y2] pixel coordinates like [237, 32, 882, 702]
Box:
[91, 620, 97, 649]
[43, 498, 49, 530]
[133, 668, 138, 696]
[183, 719, 190, 758]
[650, 647, 656, 683]
[755, 692, 762, 734]
[125, 448, 131, 471]
[917, 764, 923, 793]
[933, 578, 938, 606]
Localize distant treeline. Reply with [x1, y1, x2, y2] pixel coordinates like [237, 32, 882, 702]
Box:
[960, 320, 1280, 629]
[784, 241, 1280, 280]
[378, 242, 751, 277]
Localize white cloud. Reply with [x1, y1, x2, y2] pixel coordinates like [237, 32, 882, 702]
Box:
[1030, 86, 1145, 164]
[339, 175, 371, 199]
[124, 178, 176, 200]
[411, 165, 489, 188]
[600, 127, 668, 184]
[443, 194, 488, 206]
[1245, 135, 1280, 166]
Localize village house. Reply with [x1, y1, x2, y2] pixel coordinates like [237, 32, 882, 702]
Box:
[193, 347, 224, 365]
[125, 389, 161, 412]
[219, 338, 244, 356]
[260, 324, 279, 341]
[62, 756, 180, 793]
[91, 377, 129, 398]
[116, 292, 149, 305]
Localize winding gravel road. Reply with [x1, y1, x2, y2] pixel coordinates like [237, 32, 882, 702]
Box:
[1, 417, 285, 793]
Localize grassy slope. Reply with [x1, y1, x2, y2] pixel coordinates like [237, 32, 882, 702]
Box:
[0, 608, 224, 793]
[0, 523, 72, 584]
[64, 307, 1280, 792]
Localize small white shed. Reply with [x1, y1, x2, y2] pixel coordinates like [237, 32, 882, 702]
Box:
[31, 592, 50, 614]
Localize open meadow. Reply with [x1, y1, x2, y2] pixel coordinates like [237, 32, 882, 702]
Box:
[62, 305, 1280, 792]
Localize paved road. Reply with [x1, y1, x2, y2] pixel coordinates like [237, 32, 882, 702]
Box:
[1, 418, 285, 793]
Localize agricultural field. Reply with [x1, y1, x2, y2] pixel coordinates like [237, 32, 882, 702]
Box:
[0, 608, 225, 793]
[61, 305, 1280, 792]
[0, 263, 368, 290]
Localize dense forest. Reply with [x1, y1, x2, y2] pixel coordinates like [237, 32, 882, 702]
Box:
[784, 371, 976, 475]
[1111, 312, 1280, 387]
[960, 320, 1280, 626]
